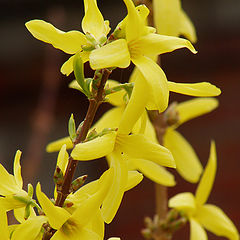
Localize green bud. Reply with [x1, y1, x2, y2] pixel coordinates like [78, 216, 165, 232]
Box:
[86, 128, 98, 141]
[24, 203, 31, 220]
[13, 192, 31, 204]
[81, 43, 95, 51]
[70, 175, 87, 192]
[27, 183, 34, 198]
[68, 114, 77, 142]
[53, 166, 64, 187]
[85, 32, 97, 46]
[98, 35, 107, 45]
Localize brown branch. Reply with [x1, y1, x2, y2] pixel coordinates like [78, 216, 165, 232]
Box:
[42, 68, 111, 239]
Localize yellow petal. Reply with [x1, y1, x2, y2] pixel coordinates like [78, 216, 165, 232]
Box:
[0, 210, 9, 239]
[101, 152, 128, 223]
[11, 216, 47, 240]
[46, 137, 73, 153]
[14, 206, 36, 223]
[168, 81, 221, 97]
[190, 218, 207, 240]
[118, 75, 150, 134]
[125, 170, 143, 191]
[169, 192, 196, 215]
[105, 80, 126, 107]
[61, 51, 90, 76]
[119, 134, 175, 168]
[153, 0, 181, 36]
[179, 10, 197, 43]
[196, 141, 216, 205]
[176, 98, 219, 126]
[123, 0, 146, 42]
[67, 180, 99, 207]
[196, 204, 239, 240]
[57, 144, 69, 175]
[13, 150, 23, 189]
[82, 0, 105, 40]
[134, 33, 197, 56]
[71, 168, 114, 225]
[36, 183, 70, 229]
[0, 164, 20, 196]
[89, 39, 130, 69]
[52, 226, 101, 240]
[132, 56, 169, 112]
[92, 107, 124, 133]
[71, 131, 117, 160]
[25, 20, 87, 54]
[86, 210, 104, 239]
[131, 158, 175, 186]
[164, 129, 203, 183]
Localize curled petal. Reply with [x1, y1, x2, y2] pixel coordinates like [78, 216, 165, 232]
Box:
[82, 0, 106, 40]
[101, 152, 128, 223]
[14, 150, 23, 189]
[36, 183, 70, 229]
[179, 10, 197, 43]
[196, 204, 239, 240]
[169, 192, 196, 215]
[89, 39, 130, 69]
[125, 170, 143, 191]
[168, 81, 221, 97]
[130, 158, 175, 186]
[11, 216, 47, 240]
[71, 132, 117, 160]
[118, 75, 150, 134]
[46, 137, 73, 153]
[190, 218, 207, 240]
[119, 134, 175, 168]
[134, 33, 197, 56]
[164, 129, 203, 183]
[132, 56, 169, 112]
[176, 98, 219, 126]
[25, 20, 87, 54]
[196, 141, 217, 205]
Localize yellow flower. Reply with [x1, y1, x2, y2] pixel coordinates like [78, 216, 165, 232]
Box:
[0, 151, 36, 216]
[89, 0, 196, 112]
[153, 0, 197, 43]
[36, 169, 114, 240]
[169, 142, 239, 240]
[164, 98, 219, 183]
[70, 77, 175, 223]
[25, 0, 110, 76]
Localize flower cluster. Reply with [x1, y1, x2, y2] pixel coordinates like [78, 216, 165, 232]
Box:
[1, 0, 239, 240]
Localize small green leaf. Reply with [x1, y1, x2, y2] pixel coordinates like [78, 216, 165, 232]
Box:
[73, 53, 91, 97]
[68, 114, 77, 142]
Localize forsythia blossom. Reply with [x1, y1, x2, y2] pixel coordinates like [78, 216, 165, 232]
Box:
[169, 142, 239, 240]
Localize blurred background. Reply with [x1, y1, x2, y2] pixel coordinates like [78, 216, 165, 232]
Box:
[0, 0, 239, 239]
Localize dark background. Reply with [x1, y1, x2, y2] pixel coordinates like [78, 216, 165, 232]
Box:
[0, 0, 240, 239]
